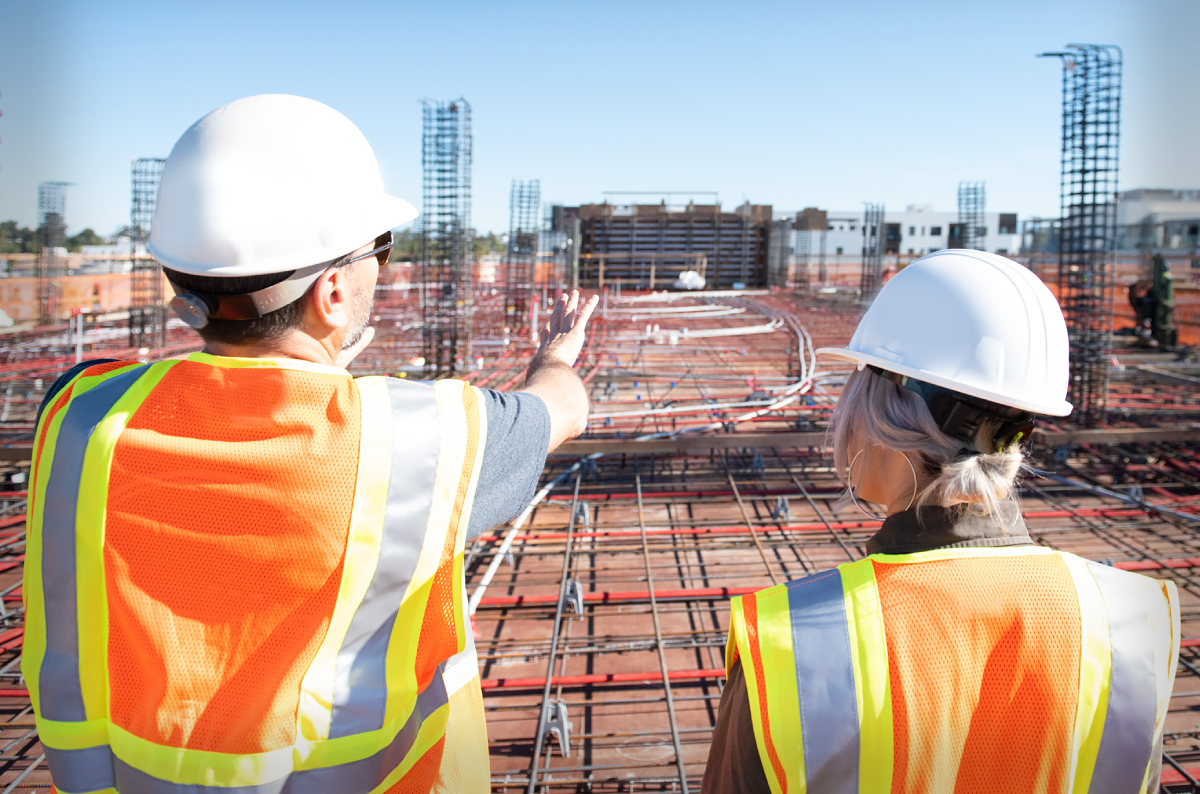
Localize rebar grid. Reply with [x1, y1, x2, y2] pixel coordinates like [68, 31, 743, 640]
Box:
[129, 158, 167, 349]
[421, 98, 473, 377]
[1041, 44, 1123, 426]
[505, 181, 541, 327]
[34, 182, 70, 326]
[860, 203, 884, 302]
[957, 181, 986, 252]
[3, 291, 1200, 790]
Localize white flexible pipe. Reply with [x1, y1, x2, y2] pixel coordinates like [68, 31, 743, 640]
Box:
[467, 314, 821, 614]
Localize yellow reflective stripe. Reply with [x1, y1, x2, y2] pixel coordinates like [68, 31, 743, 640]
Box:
[868, 544, 1055, 565]
[839, 557, 893, 794]
[76, 361, 175, 721]
[450, 386, 488, 644]
[756, 584, 804, 794]
[728, 587, 801, 794]
[34, 716, 108, 750]
[366, 702, 450, 794]
[727, 594, 786, 794]
[185, 351, 350, 376]
[298, 376, 394, 743]
[24, 364, 140, 716]
[1059, 551, 1111, 794]
[110, 719, 295, 785]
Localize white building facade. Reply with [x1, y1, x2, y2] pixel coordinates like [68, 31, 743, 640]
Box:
[790, 205, 1022, 259]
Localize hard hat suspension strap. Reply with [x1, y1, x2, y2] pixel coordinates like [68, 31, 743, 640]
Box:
[866, 366, 1035, 453]
[164, 233, 393, 329]
[165, 261, 332, 329]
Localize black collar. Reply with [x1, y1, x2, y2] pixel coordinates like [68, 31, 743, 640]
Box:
[865, 501, 1033, 556]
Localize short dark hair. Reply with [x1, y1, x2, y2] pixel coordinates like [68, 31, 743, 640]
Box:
[163, 267, 307, 346]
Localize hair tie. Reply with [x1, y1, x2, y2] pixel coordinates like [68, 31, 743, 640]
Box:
[956, 449, 982, 461]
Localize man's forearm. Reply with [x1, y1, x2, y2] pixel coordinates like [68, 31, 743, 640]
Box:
[520, 353, 589, 452]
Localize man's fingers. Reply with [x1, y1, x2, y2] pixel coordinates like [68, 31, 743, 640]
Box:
[566, 294, 599, 338]
[565, 290, 580, 322]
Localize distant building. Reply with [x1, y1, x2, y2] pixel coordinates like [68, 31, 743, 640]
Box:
[786, 205, 1021, 258]
[1116, 189, 1200, 251]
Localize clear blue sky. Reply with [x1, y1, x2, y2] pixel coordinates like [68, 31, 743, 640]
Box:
[0, 0, 1195, 237]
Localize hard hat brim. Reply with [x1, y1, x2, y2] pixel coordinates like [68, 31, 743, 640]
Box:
[816, 346, 1074, 417]
[150, 193, 419, 278]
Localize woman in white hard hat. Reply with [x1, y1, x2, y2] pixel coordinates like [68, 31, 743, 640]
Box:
[703, 250, 1179, 794]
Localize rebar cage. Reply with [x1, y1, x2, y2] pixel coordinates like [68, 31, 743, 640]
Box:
[421, 99, 474, 377]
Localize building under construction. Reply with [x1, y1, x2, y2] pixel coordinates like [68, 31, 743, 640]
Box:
[6, 42, 1200, 792]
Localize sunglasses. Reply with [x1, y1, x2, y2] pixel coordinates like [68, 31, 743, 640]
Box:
[337, 231, 393, 268]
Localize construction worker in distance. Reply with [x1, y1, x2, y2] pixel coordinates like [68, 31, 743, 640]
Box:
[25, 94, 598, 794]
[703, 251, 1179, 794]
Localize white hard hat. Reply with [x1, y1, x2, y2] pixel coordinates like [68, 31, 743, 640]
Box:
[818, 250, 1072, 416]
[149, 94, 417, 277]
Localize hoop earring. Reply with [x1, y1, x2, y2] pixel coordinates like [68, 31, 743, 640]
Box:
[847, 446, 919, 521]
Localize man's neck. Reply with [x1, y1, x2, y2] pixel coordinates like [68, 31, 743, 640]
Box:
[203, 330, 341, 367]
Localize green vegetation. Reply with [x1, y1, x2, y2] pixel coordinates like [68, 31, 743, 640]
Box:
[388, 228, 506, 262]
[0, 220, 109, 253]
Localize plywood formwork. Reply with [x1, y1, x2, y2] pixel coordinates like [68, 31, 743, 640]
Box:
[577, 203, 772, 290]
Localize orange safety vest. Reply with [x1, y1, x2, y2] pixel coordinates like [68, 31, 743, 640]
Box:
[727, 545, 1180, 794]
[24, 353, 492, 794]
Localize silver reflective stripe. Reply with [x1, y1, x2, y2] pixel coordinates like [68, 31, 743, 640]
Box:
[43, 745, 116, 793]
[1086, 561, 1159, 794]
[48, 663, 449, 794]
[328, 379, 441, 737]
[787, 569, 859, 794]
[39, 365, 147, 721]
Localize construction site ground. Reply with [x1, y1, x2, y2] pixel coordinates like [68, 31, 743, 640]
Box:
[2, 284, 1200, 791]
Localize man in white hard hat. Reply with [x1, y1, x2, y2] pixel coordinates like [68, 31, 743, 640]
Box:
[703, 250, 1178, 794]
[26, 94, 596, 793]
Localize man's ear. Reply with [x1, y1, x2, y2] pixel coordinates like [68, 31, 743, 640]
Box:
[308, 267, 351, 332]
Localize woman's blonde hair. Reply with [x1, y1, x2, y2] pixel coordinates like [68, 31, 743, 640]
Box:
[830, 367, 1022, 516]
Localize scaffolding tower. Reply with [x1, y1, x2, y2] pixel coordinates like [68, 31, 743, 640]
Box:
[547, 205, 580, 291]
[420, 99, 473, 377]
[1041, 44, 1122, 425]
[504, 180, 540, 327]
[957, 181, 986, 251]
[129, 158, 167, 349]
[35, 182, 70, 325]
[861, 202, 885, 301]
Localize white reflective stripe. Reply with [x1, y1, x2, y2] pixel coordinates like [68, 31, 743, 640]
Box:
[443, 645, 478, 698]
[1086, 562, 1168, 794]
[327, 378, 441, 739]
[787, 569, 859, 794]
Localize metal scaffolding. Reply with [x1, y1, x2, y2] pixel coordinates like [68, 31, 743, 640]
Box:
[860, 202, 885, 301]
[958, 181, 986, 251]
[1041, 44, 1123, 425]
[35, 181, 70, 325]
[547, 205, 581, 291]
[129, 158, 167, 349]
[420, 98, 473, 377]
[505, 180, 540, 327]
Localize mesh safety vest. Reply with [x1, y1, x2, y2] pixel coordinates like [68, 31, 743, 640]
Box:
[727, 545, 1180, 794]
[25, 354, 492, 794]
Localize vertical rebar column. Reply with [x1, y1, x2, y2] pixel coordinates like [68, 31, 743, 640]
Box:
[957, 181, 986, 251]
[795, 226, 811, 291]
[1040, 44, 1122, 425]
[421, 99, 473, 377]
[505, 180, 540, 327]
[860, 202, 885, 302]
[35, 182, 70, 326]
[129, 158, 166, 349]
[766, 219, 791, 288]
